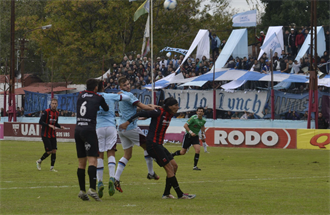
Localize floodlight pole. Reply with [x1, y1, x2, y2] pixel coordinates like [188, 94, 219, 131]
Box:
[307, 0, 318, 129]
[270, 49, 275, 120]
[8, 0, 16, 122]
[212, 51, 216, 120]
[150, 0, 155, 105]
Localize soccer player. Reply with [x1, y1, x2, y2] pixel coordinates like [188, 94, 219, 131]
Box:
[114, 76, 160, 193]
[75, 79, 109, 201]
[119, 97, 196, 199]
[95, 81, 130, 198]
[36, 98, 66, 172]
[172, 107, 206, 170]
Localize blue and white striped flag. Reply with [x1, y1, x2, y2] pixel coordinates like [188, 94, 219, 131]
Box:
[232, 10, 257, 27]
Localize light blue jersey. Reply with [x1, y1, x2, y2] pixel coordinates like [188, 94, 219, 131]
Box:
[118, 91, 139, 131]
[96, 93, 123, 129]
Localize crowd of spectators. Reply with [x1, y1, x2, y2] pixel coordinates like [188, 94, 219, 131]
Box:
[0, 107, 76, 118]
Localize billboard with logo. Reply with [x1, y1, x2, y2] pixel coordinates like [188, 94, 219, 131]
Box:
[4, 122, 150, 142]
[297, 129, 330, 150]
[205, 128, 296, 149]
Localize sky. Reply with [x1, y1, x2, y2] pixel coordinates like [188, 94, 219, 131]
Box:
[202, 0, 264, 14]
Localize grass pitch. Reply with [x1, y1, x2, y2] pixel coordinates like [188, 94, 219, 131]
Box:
[0, 140, 329, 215]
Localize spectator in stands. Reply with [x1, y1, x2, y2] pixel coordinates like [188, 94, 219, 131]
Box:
[288, 28, 297, 57]
[235, 58, 243, 69]
[1, 108, 4, 117]
[262, 108, 271, 119]
[255, 31, 266, 46]
[121, 56, 128, 67]
[280, 58, 289, 73]
[301, 111, 308, 120]
[318, 112, 329, 129]
[223, 111, 232, 119]
[240, 111, 248, 119]
[155, 71, 163, 81]
[261, 60, 270, 74]
[231, 112, 240, 119]
[209, 30, 221, 57]
[325, 30, 330, 52]
[292, 60, 301, 74]
[247, 112, 255, 119]
[220, 39, 226, 51]
[285, 110, 293, 120]
[246, 57, 254, 70]
[261, 53, 268, 62]
[16, 107, 21, 117]
[321, 51, 329, 62]
[283, 30, 290, 54]
[273, 52, 279, 61]
[295, 29, 305, 53]
[318, 57, 328, 75]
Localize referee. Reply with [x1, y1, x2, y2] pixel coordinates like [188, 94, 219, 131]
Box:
[36, 98, 66, 172]
[119, 97, 196, 199]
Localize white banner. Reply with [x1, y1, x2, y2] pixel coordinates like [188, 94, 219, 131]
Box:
[164, 89, 268, 117]
[260, 33, 282, 60]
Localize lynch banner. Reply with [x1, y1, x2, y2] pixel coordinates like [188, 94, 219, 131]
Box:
[163, 90, 267, 117]
[265, 90, 329, 114]
[24, 91, 79, 114]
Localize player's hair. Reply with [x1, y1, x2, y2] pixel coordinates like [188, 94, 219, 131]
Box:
[197, 107, 204, 112]
[86, 79, 99, 91]
[97, 81, 104, 92]
[118, 76, 128, 86]
[51, 98, 58, 103]
[164, 97, 178, 112]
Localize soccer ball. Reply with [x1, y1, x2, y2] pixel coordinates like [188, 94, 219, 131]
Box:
[164, 0, 177, 10]
[166, 52, 171, 58]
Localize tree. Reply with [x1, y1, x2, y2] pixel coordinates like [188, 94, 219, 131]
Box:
[7, 0, 233, 83]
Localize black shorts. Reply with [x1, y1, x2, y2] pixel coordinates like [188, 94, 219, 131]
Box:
[182, 133, 200, 149]
[42, 137, 57, 152]
[75, 129, 99, 158]
[146, 141, 173, 167]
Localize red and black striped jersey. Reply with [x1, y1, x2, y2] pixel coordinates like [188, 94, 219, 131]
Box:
[127, 108, 173, 145]
[39, 108, 61, 138]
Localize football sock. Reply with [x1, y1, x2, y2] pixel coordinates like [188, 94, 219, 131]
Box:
[51, 153, 56, 166]
[97, 158, 104, 182]
[40, 152, 50, 161]
[88, 165, 97, 190]
[144, 150, 154, 175]
[202, 141, 207, 151]
[108, 156, 116, 178]
[115, 157, 128, 181]
[163, 177, 172, 196]
[168, 176, 183, 198]
[194, 153, 200, 167]
[77, 168, 86, 192]
[172, 150, 181, 157]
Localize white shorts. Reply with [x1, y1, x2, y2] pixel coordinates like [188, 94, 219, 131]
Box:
[199, 131, 206, 139]
[118, 127, 146, 150]
[96, 126, 117, 152]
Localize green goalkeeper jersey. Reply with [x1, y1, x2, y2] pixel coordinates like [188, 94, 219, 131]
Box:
[186, 115, 206, 135]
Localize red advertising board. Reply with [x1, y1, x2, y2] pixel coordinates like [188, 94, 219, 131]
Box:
[205, 128, 297, 149]
[4, 122, 76, 139]
[4, 122, 150, 142]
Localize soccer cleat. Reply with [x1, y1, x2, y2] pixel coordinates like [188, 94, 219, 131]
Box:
[162, 194, 176, 199]
[179, 193, 196, 199]
[36, 160, 41, 170]
[78, 191, 90, 201]
[193, 166, 201, 171]
[147, 172, 160, 180]
[114, 180, 123, 193]
[204, 151, 210, 153]
[108, 177, 115, 196]
[50, 167, 58, 172]
[87, 188, 102, 201]
[97, 181, 104, 198]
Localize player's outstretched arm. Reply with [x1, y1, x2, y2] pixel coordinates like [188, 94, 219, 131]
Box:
[136, 102, 161, 111]
[119, 109, 161, 130]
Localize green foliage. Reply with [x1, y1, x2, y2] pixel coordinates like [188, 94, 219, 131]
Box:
[259, 0, 330, 29]
[1, 0, 234, 83]
[1, 141, 329, 214]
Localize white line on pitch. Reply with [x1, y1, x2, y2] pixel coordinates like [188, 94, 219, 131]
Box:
[1, 176, 328, 190]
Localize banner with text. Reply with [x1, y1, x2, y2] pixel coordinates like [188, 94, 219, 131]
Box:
[206, 128, 297, 149]
[24, 91, 79, 114]
[265, 90, 330, 114]
[164, 90, 267, 117]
